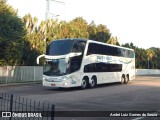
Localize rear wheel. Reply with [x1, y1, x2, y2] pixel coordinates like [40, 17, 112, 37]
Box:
[89, 78, 96, 88]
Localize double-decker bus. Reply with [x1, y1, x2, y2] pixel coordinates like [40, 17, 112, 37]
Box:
[37, 38, 135, 89]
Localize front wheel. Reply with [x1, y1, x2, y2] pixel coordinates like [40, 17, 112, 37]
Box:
[124, 75, 129, 84]
[121, 75, 125, 84]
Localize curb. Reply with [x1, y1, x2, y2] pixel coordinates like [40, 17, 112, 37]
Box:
[0, 81, 42, 87]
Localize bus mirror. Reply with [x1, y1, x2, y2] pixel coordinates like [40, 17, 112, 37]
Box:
[69, 52, 82, 57]
[37, 54, 45, 64]
[65, 55, 69, 63]
[65, 52, 82, 63]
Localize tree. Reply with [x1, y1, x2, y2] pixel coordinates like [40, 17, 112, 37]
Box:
[146, 49, 156, 69]
[22, 14, 45, 65]
[88, 21, 97, 40]
[95, 24, 111, 42]
[57, 21, 71, 39]
[107, 36, 120, 46]
[0, 1, 26, 65]
[23, 14, 38, 34]
[69, 17, 89, 38]
[45, 19, 58, 44]
[150, 48, 160, 69]
[122, 42, 136, 49]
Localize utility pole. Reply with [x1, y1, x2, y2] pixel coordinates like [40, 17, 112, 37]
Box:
[45, 0, 65, 20]
[44, 0, 64, 53]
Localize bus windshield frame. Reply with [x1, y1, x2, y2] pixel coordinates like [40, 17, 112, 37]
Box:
[46, 40, 74, 55]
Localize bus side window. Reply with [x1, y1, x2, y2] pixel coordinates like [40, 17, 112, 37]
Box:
[72, 41, 86, 53]
[72, 42, 78, 52]
[87, 43, 95, 55]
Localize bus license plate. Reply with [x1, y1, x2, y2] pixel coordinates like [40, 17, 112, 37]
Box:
[51, 83, 55, 86]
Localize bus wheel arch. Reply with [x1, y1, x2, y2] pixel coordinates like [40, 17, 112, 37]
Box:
[81, 76, 89, 89]
[90, 75, 97, 88]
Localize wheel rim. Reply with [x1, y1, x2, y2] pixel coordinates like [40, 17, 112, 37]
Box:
[121, 76, 125, 84]
[82, 80, 87, 88]
[125, 76, 129, 83]
[90, 79, 95, 87]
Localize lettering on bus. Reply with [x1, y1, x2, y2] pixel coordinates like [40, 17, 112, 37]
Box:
[97, 56, 112, 62]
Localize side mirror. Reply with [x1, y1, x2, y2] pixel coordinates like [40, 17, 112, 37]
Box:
[65, 52, 82, 63]
[37, 54, 45, 64]
[65, 55, 69, 63]
[69, 52, 82, 57]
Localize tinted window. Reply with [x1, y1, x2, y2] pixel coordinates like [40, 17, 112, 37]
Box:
[87, 43, 119, 56]
[84, 63, 122, 72]
[68, 41, 86, 73]
[87, 43, 134, 58]
[129, 50, 135, 58]
[46, 40, 74, 55]
[69, 56, 82, 73]
[120, 49, 134, 58]
[72, 41, 86, 53]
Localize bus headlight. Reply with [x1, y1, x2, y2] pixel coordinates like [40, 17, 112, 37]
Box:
[43, 76, 50, 82]
[64, 82, 68, 86]
[62, 76, 68, 81]
[43, 77, 49, 82]
[43, 77, 46, 81]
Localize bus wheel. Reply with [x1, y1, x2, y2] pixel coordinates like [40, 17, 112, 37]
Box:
[90, 78, 96, 88]
[121, 75, 125, 84]
[124, 75, 129, 84]
[81, 79, 88, 89]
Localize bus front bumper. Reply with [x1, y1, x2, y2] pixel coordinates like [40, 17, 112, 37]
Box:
[43, 81, 71, 88]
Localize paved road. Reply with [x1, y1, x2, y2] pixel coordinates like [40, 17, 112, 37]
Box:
[0, 75, 160, 120]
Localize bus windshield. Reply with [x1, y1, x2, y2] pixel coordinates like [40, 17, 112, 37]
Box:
[46, 40, 74, 55]
[44, 39, 87, 76]
[43, 59, 68, 76]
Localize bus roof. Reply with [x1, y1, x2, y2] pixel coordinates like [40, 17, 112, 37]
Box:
[51, 38, 134, 51]
[87, 40, 134, 51]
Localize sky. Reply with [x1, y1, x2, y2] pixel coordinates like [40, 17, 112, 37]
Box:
[7, 0, 160, 49]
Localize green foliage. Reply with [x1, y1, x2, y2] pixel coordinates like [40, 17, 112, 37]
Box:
[107, 36, 120, 46]
[68, 17, 89, 38]
[1, 2, 160, 68]
[95, 24, 111, 42]
[88, 21, 97, 40]
[22, 14, 45, 65]
[87, 21, 111, 43]
[0, 2, 26, 66]
[20, 16, 111, 65]
[42, 17, 111, 51]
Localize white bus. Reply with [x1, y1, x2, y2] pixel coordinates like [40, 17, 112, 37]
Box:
[37, 38, 135, 89]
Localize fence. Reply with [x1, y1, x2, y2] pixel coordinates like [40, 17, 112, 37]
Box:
[1, 66, 160, 84]
[0, 93, 55, 120]
[0, 66, 43, 84]
[135, 69, 160, 75]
